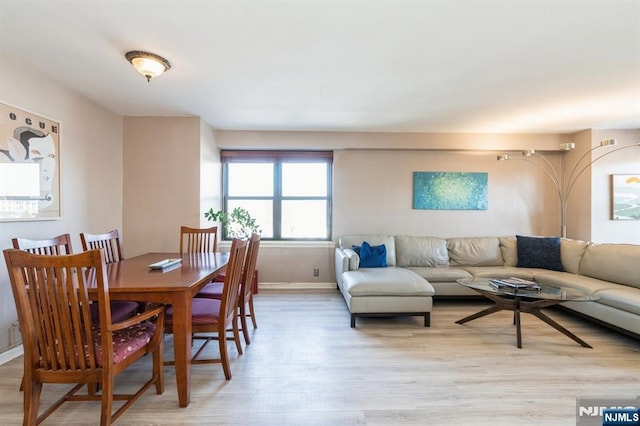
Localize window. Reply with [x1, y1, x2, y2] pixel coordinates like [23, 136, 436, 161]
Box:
[221, 150, 333, 240]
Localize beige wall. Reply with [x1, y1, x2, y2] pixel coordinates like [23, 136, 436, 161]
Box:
[332, 149, 560, 238]
[0, 58, 123, 352]
[123, 116, 203, 256]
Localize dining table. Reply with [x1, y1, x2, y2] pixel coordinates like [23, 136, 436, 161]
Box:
[101, 251, 229, 407]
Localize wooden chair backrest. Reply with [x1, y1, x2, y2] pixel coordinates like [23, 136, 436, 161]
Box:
[220, 238, 247, 329]
[12, 234, 73, 255]
[3, 248, 112, 374]
[240, 233, 261, 303]
[80, 230, 124, 264]
[180, 226, 218, 254]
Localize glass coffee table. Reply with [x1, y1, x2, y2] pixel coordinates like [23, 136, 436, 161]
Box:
[456, 279, 598, 349]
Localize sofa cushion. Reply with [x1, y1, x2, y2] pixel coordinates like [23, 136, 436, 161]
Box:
[407, 266, 472, 282]
[499, 236, 518, 267]
[534, 270, 616, 298]
[580, 243, 640, 288]
[356, 242, 387, 268]
[560, 238, 589, 274]
[593, 286, 640, 316]
[340, 235, 396, 266]
[460, 266, 536, 281]
[342, 267, 434, 297]
[516, 235, 563, 271]
[447, 237, 503, 266]
[395, 235, 449, 267]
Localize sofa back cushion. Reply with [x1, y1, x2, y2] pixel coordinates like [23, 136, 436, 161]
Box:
[395, 236, 449, 267]
[579, 243, 640, 288]
[339, 235, 396, 267]
[499, 236, 518, 266]
[447, 237, 504, 266]
[560, 238, 589, 274]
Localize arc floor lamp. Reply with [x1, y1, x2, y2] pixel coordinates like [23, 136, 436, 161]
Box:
[497, 139, 640, 238]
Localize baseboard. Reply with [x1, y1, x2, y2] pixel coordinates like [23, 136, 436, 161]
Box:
[0, 344, 23, 365]
[259, 282, 336, 290]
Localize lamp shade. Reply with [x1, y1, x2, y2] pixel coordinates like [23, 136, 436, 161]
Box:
[125, 51, 171, 82]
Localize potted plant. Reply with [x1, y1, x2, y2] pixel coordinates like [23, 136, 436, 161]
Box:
[204, 206, 260, 238]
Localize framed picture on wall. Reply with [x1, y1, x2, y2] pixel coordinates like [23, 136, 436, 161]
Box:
[611, 174, 640, 220]
[413, 171, 488, 210]
[0, 102, 61, 221]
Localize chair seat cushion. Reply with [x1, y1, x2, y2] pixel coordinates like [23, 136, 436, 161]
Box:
[166, 298, 221, 326]
[90, 301, 140, 324]
[92, 322, 156, 365]
[196, 282, 223, 299]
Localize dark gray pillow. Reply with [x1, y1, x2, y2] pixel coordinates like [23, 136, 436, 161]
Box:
[516, 235, 564, 271]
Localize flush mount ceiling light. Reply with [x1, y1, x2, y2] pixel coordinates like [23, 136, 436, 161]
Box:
[125, 50, 171, 82]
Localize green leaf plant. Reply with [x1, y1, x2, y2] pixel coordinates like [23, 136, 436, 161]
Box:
[204, 206, 261, 239]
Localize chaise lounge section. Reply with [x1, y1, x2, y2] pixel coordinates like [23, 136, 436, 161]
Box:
[335, 235, 434, 327]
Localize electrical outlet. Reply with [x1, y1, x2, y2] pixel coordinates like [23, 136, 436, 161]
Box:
[313, 267, 319, 277]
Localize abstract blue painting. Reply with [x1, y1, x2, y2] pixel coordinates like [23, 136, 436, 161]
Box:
[413, 172, 488, 210]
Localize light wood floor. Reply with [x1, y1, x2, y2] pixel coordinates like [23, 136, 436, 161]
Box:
[1, 290, 639, 425]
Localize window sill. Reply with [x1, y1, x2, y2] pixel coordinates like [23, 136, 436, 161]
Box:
[218, 240, 335, 249]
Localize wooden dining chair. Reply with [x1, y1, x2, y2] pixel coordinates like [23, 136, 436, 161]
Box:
[3, 248, 165, 426]
[80, 229, 125, 264]
[12, 234, 73, 255]
[80, 230, 147, 318]
[13, 234, 140, 324]
[196, 233, 261, 345]
[164, 237, 247, 380]
[179, 225, 218, 254]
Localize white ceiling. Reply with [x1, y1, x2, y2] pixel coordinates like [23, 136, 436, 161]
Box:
[1, 0, 639, 134]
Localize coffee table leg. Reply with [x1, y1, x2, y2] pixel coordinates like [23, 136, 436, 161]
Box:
[529, 308, 593, 348]
[514, 298, 522, 348]
[455, 304, 504, 324]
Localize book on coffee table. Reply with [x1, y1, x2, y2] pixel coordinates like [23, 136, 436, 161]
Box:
[489, 277, 541, 290]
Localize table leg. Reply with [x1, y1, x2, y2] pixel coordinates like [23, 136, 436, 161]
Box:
[514, 297, 522, 348]
[455, 290, 513, 324]
[171, 292, 192, 407]
[528, 307, 593, 348]
[455, 304, 505, 324]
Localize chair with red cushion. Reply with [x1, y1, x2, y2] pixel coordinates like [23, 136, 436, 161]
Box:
[196, 233, 260, 345]
[164, 237, 247, 380]
[3, 248, 165, 426]
[13, 233, 140, 324]
[80, 230, 146, 320]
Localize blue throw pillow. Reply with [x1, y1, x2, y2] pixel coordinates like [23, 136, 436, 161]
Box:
[516, 235, 563, 271]
[357, 241, 387, 268]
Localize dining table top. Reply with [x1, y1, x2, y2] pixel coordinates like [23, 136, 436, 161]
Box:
[104, 252, 229, 293]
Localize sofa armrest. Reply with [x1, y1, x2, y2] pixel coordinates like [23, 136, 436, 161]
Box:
[335, 248, 349, 288]
[335, 248, 361, 286]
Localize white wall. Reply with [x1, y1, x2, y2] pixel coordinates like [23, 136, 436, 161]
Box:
[0, 58, 123, 352]
[590, 129, 640, 244]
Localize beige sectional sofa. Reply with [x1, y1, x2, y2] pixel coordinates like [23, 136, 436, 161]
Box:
[335, 234, 640, 336]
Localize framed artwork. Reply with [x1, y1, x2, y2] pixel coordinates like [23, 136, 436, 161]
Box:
[413, 171, 488, 210]
[0, 102, 61, 221]
[611, 174, 640, 220]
